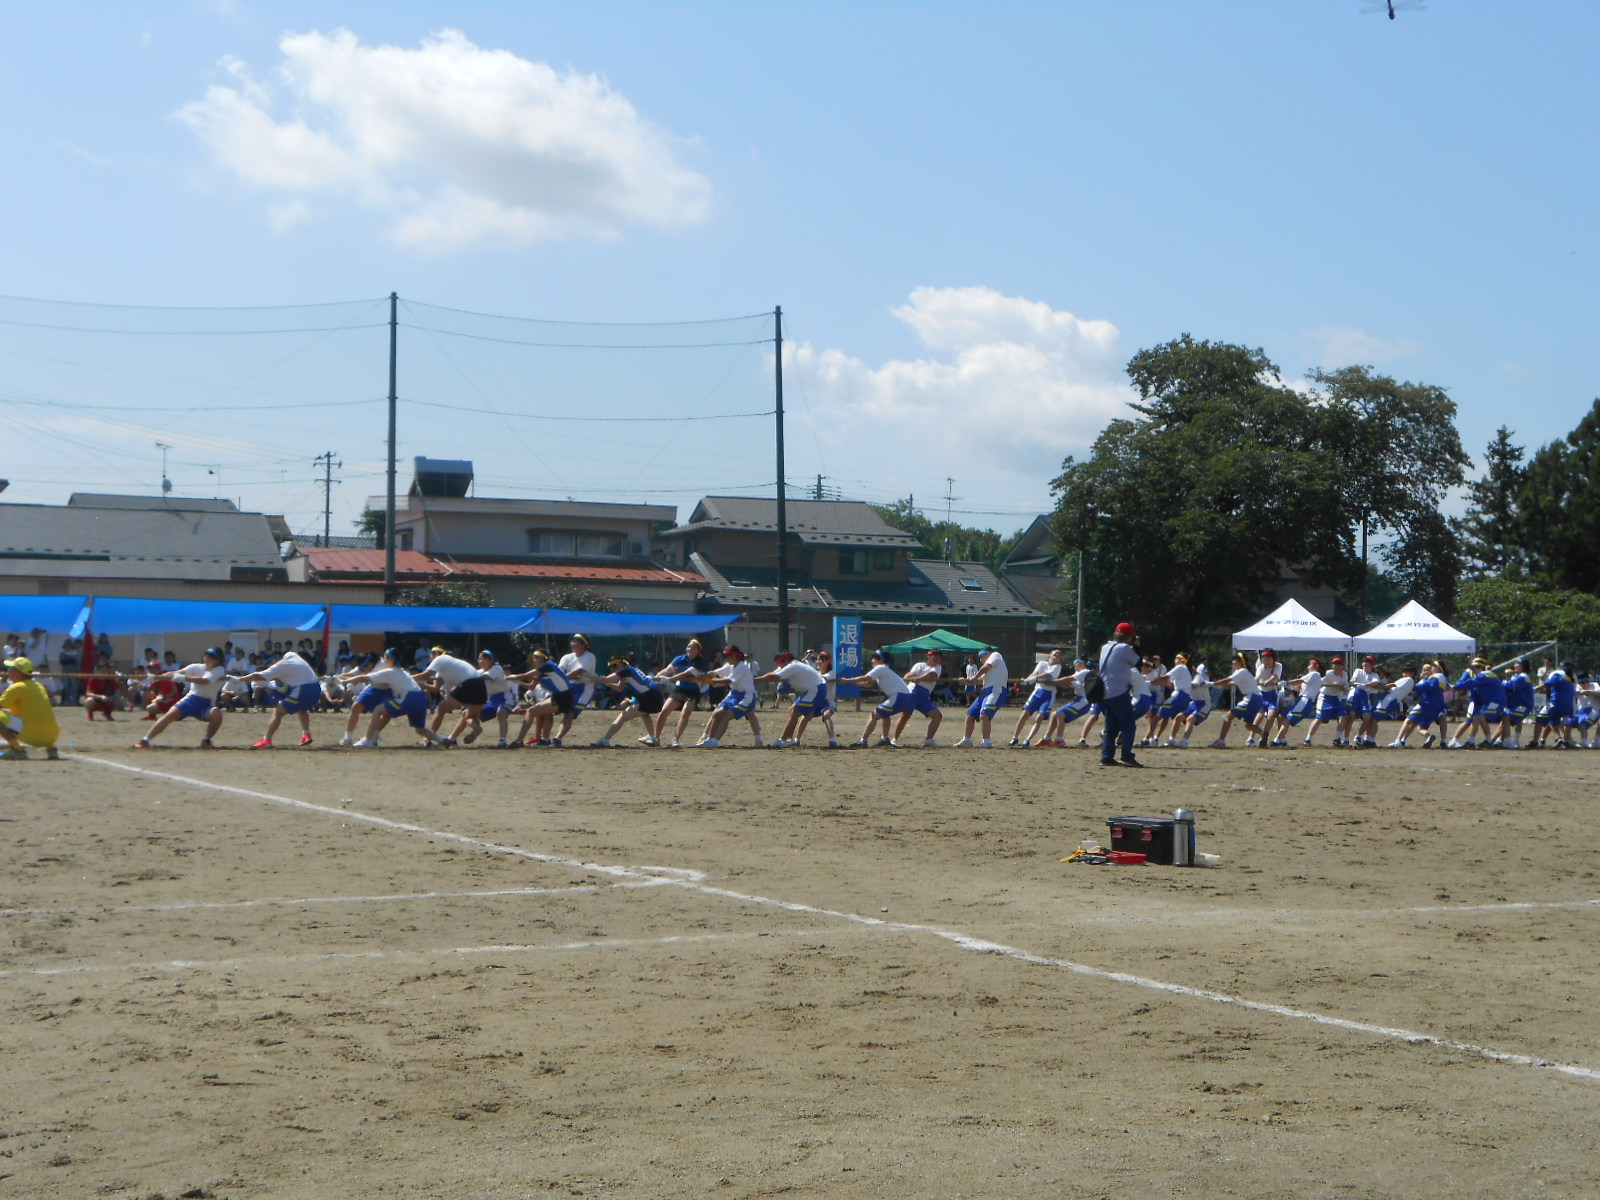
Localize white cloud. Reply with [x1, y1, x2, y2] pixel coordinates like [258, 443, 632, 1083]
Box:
[787, 286, 1135, 487]
[175, 28, 712, 249]
[1302, 324, 1423, 367]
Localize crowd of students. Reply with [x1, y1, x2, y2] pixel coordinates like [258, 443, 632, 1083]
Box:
[3, 631, 1594, 757]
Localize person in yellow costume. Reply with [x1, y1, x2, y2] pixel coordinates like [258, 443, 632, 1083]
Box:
[2, 656, 61, 760]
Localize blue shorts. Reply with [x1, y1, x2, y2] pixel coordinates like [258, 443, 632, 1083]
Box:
[793, 687, 830, 716]
[1283, 695, 1316, 726]
[1231, 693, 1266, 721]
[1052, 696, 1091, 723]
[1348, 690, 1372, 715]
[1538, 704, 1574, 727]
[1184, 697, 1212, 725]
[1131, 693, 1155, 719]
[1408, 702, 1445, 727]
[905, 685, 938, 716]
[1506, 704, 1530, 725]
[355, 685, 385, 710]
[1156, 691, 1191, 720]
[1467, 700, 1503, 722]
[1259, 689, 1279, 711]
[718, 689, 756, 719]
[1315, 695, 1347, 721]
[175, 693, 213, 720]
[384, 689, 430, 729]
[1373, 696, 1406, 721]
[1023, 688, 1055, 715]
[278, 681, 323, 714]
[482, 692, 511, 718]
[875, 691, 919, 718]
[967, 686, 1006, 719]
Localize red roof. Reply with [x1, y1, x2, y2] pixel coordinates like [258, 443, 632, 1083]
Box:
[299, 548, 704, 587]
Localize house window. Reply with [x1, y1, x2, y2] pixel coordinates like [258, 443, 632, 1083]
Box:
[839, 548, 868, 575]
[398, 529, 414, 551]
[575, 533, 624, 558]
[528, 531, 574, 556]
[958, 577, 984, 591]
[871, 548, 895, 571]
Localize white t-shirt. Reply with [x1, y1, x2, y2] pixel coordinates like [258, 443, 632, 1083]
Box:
[906, 662, 940, 691]
[1256, 659, 1282, 691]
[258, 650, 319, 688]
[974, 651, 1008, 693]
[482, 664, 510, 697]
[176, 662, 226, 702]
[1388, 676, 1416, 704]
[1298, 670, 1323, 705]
[1228, 666, 1259, 697]
[775, 661, 826, 692]
[1166, 664, 1193, 695]
[713, 660, 756, 694]
[427, 653, 479, 690]
[1026, 662, 1062, 695]
[1067, 667, 1091, 698]
[1355, 667, 1386, 696]
[1132, 668, 1153, 699]
[559, 651, 598, 705]
[867, 663, 911, 697]
[1321, 670, 1349, 697]
[365, 665, 420, 696]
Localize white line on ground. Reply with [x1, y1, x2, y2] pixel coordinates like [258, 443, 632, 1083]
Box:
[65, 754, 1600, 1085]
[1082, 897, 1600, 924]
[0, 927, 839, 980]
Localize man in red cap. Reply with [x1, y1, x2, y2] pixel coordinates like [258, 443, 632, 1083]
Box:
[1095, 622, 1144, 766]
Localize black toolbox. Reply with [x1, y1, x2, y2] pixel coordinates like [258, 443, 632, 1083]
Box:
[1108, 816, 1179, 865]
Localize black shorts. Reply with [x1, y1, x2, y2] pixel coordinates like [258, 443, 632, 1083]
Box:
[633, 690, 665, 715]
[547, 690, 575, 715]
[670, 686, 701, 706]
[450, 677, 489, 706]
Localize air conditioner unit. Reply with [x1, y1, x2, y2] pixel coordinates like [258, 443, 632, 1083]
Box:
[630, 542, 646, 556]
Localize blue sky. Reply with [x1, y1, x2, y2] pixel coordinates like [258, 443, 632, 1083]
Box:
[1, 0, 1595, 538]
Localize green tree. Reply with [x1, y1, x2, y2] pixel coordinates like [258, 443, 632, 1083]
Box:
[1515, 399, 1600, 593]
[872, 500, 1018, 569]
[511, 584, 623, 662]
[1310, 365, 1469, 619]
[387, 580, 496, 663]
[355, 506, 385, 543]
[1458, 426, 1526, 577]
[1052, 335, 1355, 648]
[1456, 576, 1600, 645]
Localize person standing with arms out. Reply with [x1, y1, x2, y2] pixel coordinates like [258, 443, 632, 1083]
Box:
[754, 651, 831, 747]
[133, 649, 227, 749]
[557, 634, 599, 738]
[840, 648, 915, 747]
[694, 644, 765, 748]
[953, 646, 1008, 748]
[591, 652, 667, 747]
[1302, 655, 1350, 747]
[1, 655, 61, 760]
[654, 637, 711, 750]
[1095, 622, 1144, 767]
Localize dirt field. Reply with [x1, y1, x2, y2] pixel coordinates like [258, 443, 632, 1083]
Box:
[4, 710, 1599, 1199]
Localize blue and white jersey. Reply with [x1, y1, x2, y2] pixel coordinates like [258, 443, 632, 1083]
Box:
[1543, 669, 1576, 714]
[615, 664, 659, 697]
[1505, 671, 1536, 713]
[532, 661, 572, 694]
[665, 653, 709, 694]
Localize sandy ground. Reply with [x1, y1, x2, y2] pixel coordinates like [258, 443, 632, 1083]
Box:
[3, 708, 1599, 1199]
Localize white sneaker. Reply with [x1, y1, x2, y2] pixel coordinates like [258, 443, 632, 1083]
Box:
[875, 737, 891, 747]
[922, 738, 937, 747]
[977, 739, 992, 749]
[888, 739, 903, 748]
[699, 737, 720, 748]
[1178, 738, 1189, 748]
[352, 738, 375, 748]
[953, 737, 973, 748]
[1209, 739, 1226, 749]
[1245, 737, 1257, 747]
[1389, 739, 1405, 748]
[338, 732, 354, 747]
[670, 739, 682, 749]
[593, 739, 612, 748]
[1077, 738, 1088, 747]
[852, 738, 869, 747]
[769, 739, 787, 748]
[1008, 737, 1020, 746]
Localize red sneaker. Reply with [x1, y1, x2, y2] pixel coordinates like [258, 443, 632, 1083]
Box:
[252, 737, 273, 749]
[299, 733, 314, 747]
[200, 739, 216, 750]
[133, 739, 150, 749]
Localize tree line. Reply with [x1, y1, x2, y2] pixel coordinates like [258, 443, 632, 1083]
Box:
[1048, 334, 1600, 649]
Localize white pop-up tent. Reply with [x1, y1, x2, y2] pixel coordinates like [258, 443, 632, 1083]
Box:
[1232, 599, 1352, 652]
[1351, 599, 1476, 656]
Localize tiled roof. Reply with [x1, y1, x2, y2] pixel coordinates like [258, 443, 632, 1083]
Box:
[299, 548, 704, 586]
[668, 496, 921, 549]
[689, 553, 1042, 619]
[0, 502, 286, 580]
[67, 493, 241, 512]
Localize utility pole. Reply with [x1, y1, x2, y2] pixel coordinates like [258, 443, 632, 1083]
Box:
[384, 292, 398, 590]
[314, 451, 342, 547]
[943, 478, 956, 561]
[156, 442, 173, 495]
[774, 306, 789, 655]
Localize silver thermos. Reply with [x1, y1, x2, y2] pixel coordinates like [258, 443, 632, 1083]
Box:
[1172, 808, 1196, 867]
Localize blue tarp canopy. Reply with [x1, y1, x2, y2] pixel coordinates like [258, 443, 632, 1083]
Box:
[319, 604, 545, 635]
[520, 609, 741, 637]
[74, 597, 327, 637]
[0, 595, 90, 634]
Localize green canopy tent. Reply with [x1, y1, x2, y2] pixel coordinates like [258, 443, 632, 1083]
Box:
[881, 628, 994, 655]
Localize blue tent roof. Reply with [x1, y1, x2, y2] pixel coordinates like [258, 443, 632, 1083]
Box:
[0, 595, 90, 634]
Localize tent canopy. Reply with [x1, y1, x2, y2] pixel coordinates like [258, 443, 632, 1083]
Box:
[1351, 600, 1476, 655]
[881, 628, 994, 655]
[1232, 599, 1352, 652]
[75, 598, 325, 637]
[519, 609, 741, 637]
[0, 595, 90, 635]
